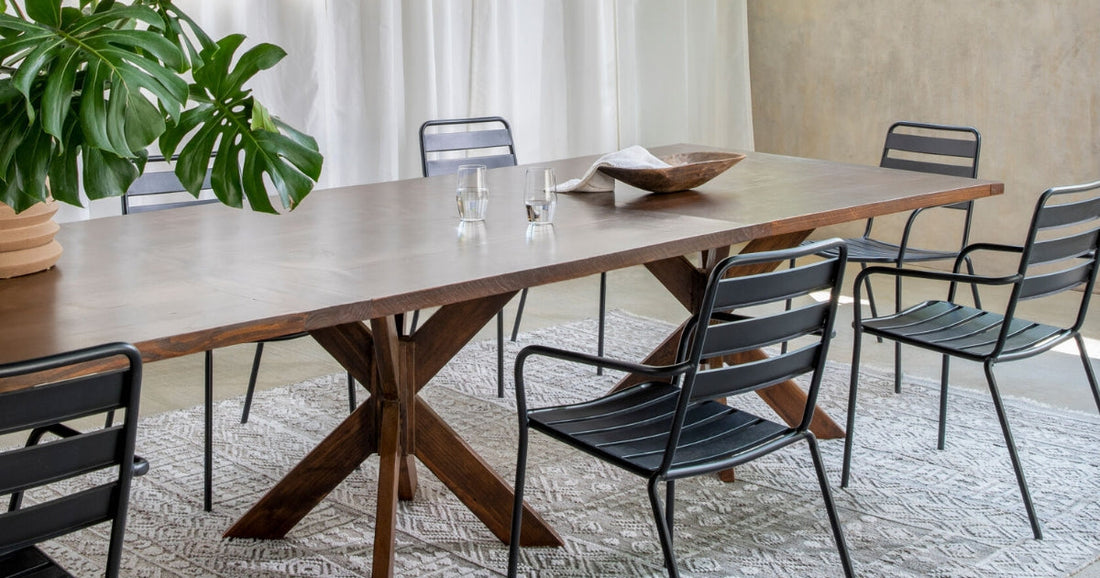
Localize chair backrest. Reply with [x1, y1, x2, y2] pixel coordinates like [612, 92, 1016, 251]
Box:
[1007, 180, 1100, 332]
[122, 155, 216, 214]
[881, 121, 981, 217]
[0, 343, 143, 576]
[419, 116, 517, 177]
[880, 121, 981, 179]
[671, 240, 847, 448]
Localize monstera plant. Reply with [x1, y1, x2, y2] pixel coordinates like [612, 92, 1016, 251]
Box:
[0, 0, 323, 214]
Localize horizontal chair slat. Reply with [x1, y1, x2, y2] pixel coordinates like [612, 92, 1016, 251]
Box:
[713, 259, 837, 310]
[690, 344, 819, 402]
[1037, 196, 1100, 230]
[1027, 229, 1100, 266]
[422, 129, 513, 153]
[881, 157, 975, 178]
[0, 372, 128, 436]
[126, 198, 220, 213]
[426, 155, 517, 177]
[1020, 262, 1093, 300]
[0, 485, 117, 557]
[127, 171, 212, 196]
[884, 132, 978, 158]
[0, 428, 124, 495]
[701, 303, 829, 358]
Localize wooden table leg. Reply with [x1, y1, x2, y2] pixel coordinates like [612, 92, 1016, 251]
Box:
[225, 321, 380, 539]
[227, 291, 561, 577]
[224, 392, 378, 538]
[369, 317, 406, 577]
[414, 398, 561, 546]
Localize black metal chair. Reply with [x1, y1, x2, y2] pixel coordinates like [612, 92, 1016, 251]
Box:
[123, 157, 356, 512]
[508, 240, 854, 578]
[842, 179, 1100, 540]
[419, 116, 609, 397]
[861, 122, 982, 380]
[0, 343, 145, 578]
[796, 122, 982, 392]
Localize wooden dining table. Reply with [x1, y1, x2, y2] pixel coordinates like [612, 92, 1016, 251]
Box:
[0, 144, 1002, 576]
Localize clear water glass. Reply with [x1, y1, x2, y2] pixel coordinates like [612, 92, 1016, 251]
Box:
[524, 167, 557, 225]
[456, 164, 488, 221]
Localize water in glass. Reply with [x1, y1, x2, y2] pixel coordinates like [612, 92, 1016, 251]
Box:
[457, 187, 489, 221]
[524, 167, 557, 225]
[456, 164, 488, 221]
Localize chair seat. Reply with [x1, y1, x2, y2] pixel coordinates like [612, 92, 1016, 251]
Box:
[529, 381, 790, 479]
[863, 300, 1070, 361]
[0, 546, 72, 578]
[814, 237, 958, 264]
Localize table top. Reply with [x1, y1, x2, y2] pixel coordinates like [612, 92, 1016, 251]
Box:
[0, 144, 1001, 365]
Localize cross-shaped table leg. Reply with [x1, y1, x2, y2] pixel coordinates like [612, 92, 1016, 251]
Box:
[225, 291, 561, 578]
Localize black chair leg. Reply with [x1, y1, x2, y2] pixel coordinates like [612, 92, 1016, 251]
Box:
[347, 372, 356, 412]
[497, 311, 505, 398]
[984, 361, 1042, 539]
[1075, 333, 1100, 414]
[510, 288, 529, 342]
[647, 477, 679, 578]
[203, 350, 213, 512]
[862, 262, 880, 319]
[507, 422, 530, 577]
[937, 355, 950, 450]
[240, 342, 264, 424]
[597, 273, 607, 376]
[841, 327, 864, 488]
[807, 433, 855, 578]
[665, 479, 675, 546]
[409, 309, 420, 333]
[893, 272, 904, 393]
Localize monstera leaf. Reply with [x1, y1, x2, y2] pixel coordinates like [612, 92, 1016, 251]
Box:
[0, 0, 322, 213]
[160, 34, 322, 213]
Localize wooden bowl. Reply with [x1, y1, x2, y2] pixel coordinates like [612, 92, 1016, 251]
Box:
[597, 151, 745, 193]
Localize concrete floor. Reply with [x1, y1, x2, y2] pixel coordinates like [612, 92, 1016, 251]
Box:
[114, 261, 1100, 576]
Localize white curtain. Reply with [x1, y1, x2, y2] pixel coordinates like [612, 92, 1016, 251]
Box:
[75, 0, 752, 219]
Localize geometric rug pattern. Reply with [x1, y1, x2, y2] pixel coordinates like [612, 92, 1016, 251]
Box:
[23, 311, 1100, 576]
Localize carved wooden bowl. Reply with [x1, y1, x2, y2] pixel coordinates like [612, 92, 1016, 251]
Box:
[597, 151, 746, 193]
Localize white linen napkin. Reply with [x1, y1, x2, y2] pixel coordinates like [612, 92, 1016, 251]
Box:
[555, 145, 670, 193]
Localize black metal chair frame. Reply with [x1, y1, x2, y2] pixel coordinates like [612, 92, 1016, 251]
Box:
[508, 240, 853, 577]
[799, 122, 983, 393]
[842, 179, 1100, 540]
[122, 156, 356, 512]
[0, 343, 145, 578]
[418, 116, 610, 396]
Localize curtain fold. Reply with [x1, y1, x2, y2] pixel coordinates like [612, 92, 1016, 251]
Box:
[73, 0, 752, 220]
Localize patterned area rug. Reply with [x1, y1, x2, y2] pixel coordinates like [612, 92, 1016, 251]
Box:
[28, 311, 1100, 576]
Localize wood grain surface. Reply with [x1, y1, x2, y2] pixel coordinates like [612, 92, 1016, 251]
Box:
[0, 144, 1000, 366]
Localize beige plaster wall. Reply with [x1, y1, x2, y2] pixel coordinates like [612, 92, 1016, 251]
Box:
[747, 1, 1100, 259]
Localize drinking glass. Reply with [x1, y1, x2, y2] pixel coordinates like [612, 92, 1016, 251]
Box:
[524, 167, 557, 225]
[456, 164, 488, 221]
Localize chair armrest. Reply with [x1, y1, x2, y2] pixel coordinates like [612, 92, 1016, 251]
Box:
[514, 344, 695, 412]
[852, 265, 1021, 324]
[953, 242, 1024, 272]
[854, 265, 1020, 289]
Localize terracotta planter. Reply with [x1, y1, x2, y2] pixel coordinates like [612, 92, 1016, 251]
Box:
[0, 200, 62, 279]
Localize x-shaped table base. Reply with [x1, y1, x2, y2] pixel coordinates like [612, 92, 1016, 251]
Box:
[225, 290, 560, 577]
